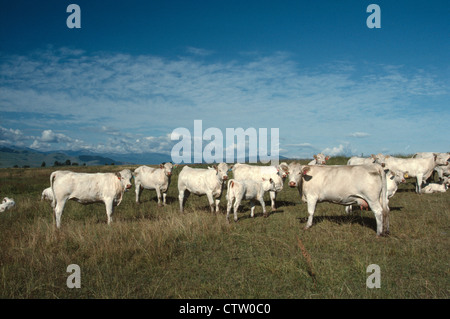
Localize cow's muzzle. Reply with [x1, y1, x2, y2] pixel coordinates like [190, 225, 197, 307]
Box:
[222, 176, 228, 180]
[126, 184, 132, 189]
[289, 181, 297, 188]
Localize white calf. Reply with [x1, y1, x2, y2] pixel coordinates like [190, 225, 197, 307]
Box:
[420, 183, 448, 194]
[226, 178, 277, 222]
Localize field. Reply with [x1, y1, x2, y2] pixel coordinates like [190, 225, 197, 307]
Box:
[0, 159, 449, 299]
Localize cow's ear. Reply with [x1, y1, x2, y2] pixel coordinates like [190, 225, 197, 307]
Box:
[313, 155, 317, 160]
[302, 166, 311, 175]
[371, 154, 376, 159]
[213, 165, 218, 171]
[115, 172, 122, 179]
[160, 163, 164, 169]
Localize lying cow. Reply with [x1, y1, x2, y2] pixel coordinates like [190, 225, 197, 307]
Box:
[288, 163, 390, 236]
[0, 197, 15, 212]
[178, 163, 229, 213]
[226, 178, 277, 222]
[420, 183, 448, 194]
[308, 153, 330, 165]
[50, 169, 133, 228]
[372, 153, 448, 193]
[134, 162, 174, 206]
[232, 163, 286, 211]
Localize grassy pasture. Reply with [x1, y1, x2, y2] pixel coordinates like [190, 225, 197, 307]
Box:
[0, 160, 448, 299]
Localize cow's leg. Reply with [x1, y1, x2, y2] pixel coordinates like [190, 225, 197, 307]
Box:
[53, 197, 67, 229]
[269, 191, 276, 210]
[215, 198, 221, 213]
[105, 200, 114, 225]
[259, 196, 268, 217]
[233, 196, 242, 222]
[162, 192, 167, 206]
[155, 188, 163, 207]
[250, 199, 256, 218]
[416, 175, 424, 193]
[135, 183, 142, 204]
[345, 205, 353, 214]
[366, 200, 388, 236]
[305, 198, 317, 229]
[178, 189, 189, 213]
[206, 192, 215, 213]
[226, 195, 233, 222]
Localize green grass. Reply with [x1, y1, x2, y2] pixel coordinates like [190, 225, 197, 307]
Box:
[0, 161, 449, 299]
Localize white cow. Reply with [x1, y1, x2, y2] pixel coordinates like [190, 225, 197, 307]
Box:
[232, 163, 286, 211]
[134, 162, 174, 206]
[50, 169, 133, 228]
[347, 156, 375, 165]
[178, 163, 229, 213]
[226, 178, 277, 222]
[0, 197, 15, 212]
[308, 153, 330, 165]
[41, 187, 54, 202]
[413, 152, 450, 181]
[420, 183, 448, 194]
[372, 154, 448, 193]
[288, 163, 390, 236]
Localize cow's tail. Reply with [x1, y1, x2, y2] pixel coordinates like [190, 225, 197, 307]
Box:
[50, 171, 57, 209]
[227, 179, 235, 200]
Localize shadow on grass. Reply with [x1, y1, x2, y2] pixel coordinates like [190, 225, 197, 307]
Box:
[296, 212, 378, 232]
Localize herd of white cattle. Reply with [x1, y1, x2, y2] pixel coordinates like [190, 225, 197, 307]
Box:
[1, 152, 449, 236]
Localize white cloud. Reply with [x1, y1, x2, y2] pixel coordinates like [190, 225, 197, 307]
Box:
[322, 143, 354, 157]
[0, 47, 448, 156]
[348, 132, 370, 138]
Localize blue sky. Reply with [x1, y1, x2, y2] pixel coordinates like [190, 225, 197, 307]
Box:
[0, 0, 449, 160]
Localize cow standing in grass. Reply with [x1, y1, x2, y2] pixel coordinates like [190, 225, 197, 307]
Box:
[226, 178, 277, 222]
[288, 163, 390, 236]
[50, 169, 133, 228]
[177, 163, 229, 213]
[231, 163, 286, 211]
[134, 162, 174, 206]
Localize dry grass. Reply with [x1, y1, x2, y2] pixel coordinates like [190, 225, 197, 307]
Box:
[0, 162, 449, 299]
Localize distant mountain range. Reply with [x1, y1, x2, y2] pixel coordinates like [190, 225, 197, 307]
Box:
[0, 145, 287, 168]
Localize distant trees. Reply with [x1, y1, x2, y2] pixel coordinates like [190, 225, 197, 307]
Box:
[53, 159, 80, 167]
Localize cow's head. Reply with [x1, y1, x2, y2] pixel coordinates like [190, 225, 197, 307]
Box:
[160, 162, 174, 177]
[214, 163, 229, 181]
[433, 153, 449, 166]
[314, 153, 329, 165]
[372, 153, 388, 167]
[262, 177, 277, 192]
[288, 163, 307, 188]
[116, 169, 133, 190]
[278, 162, 290, 179]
